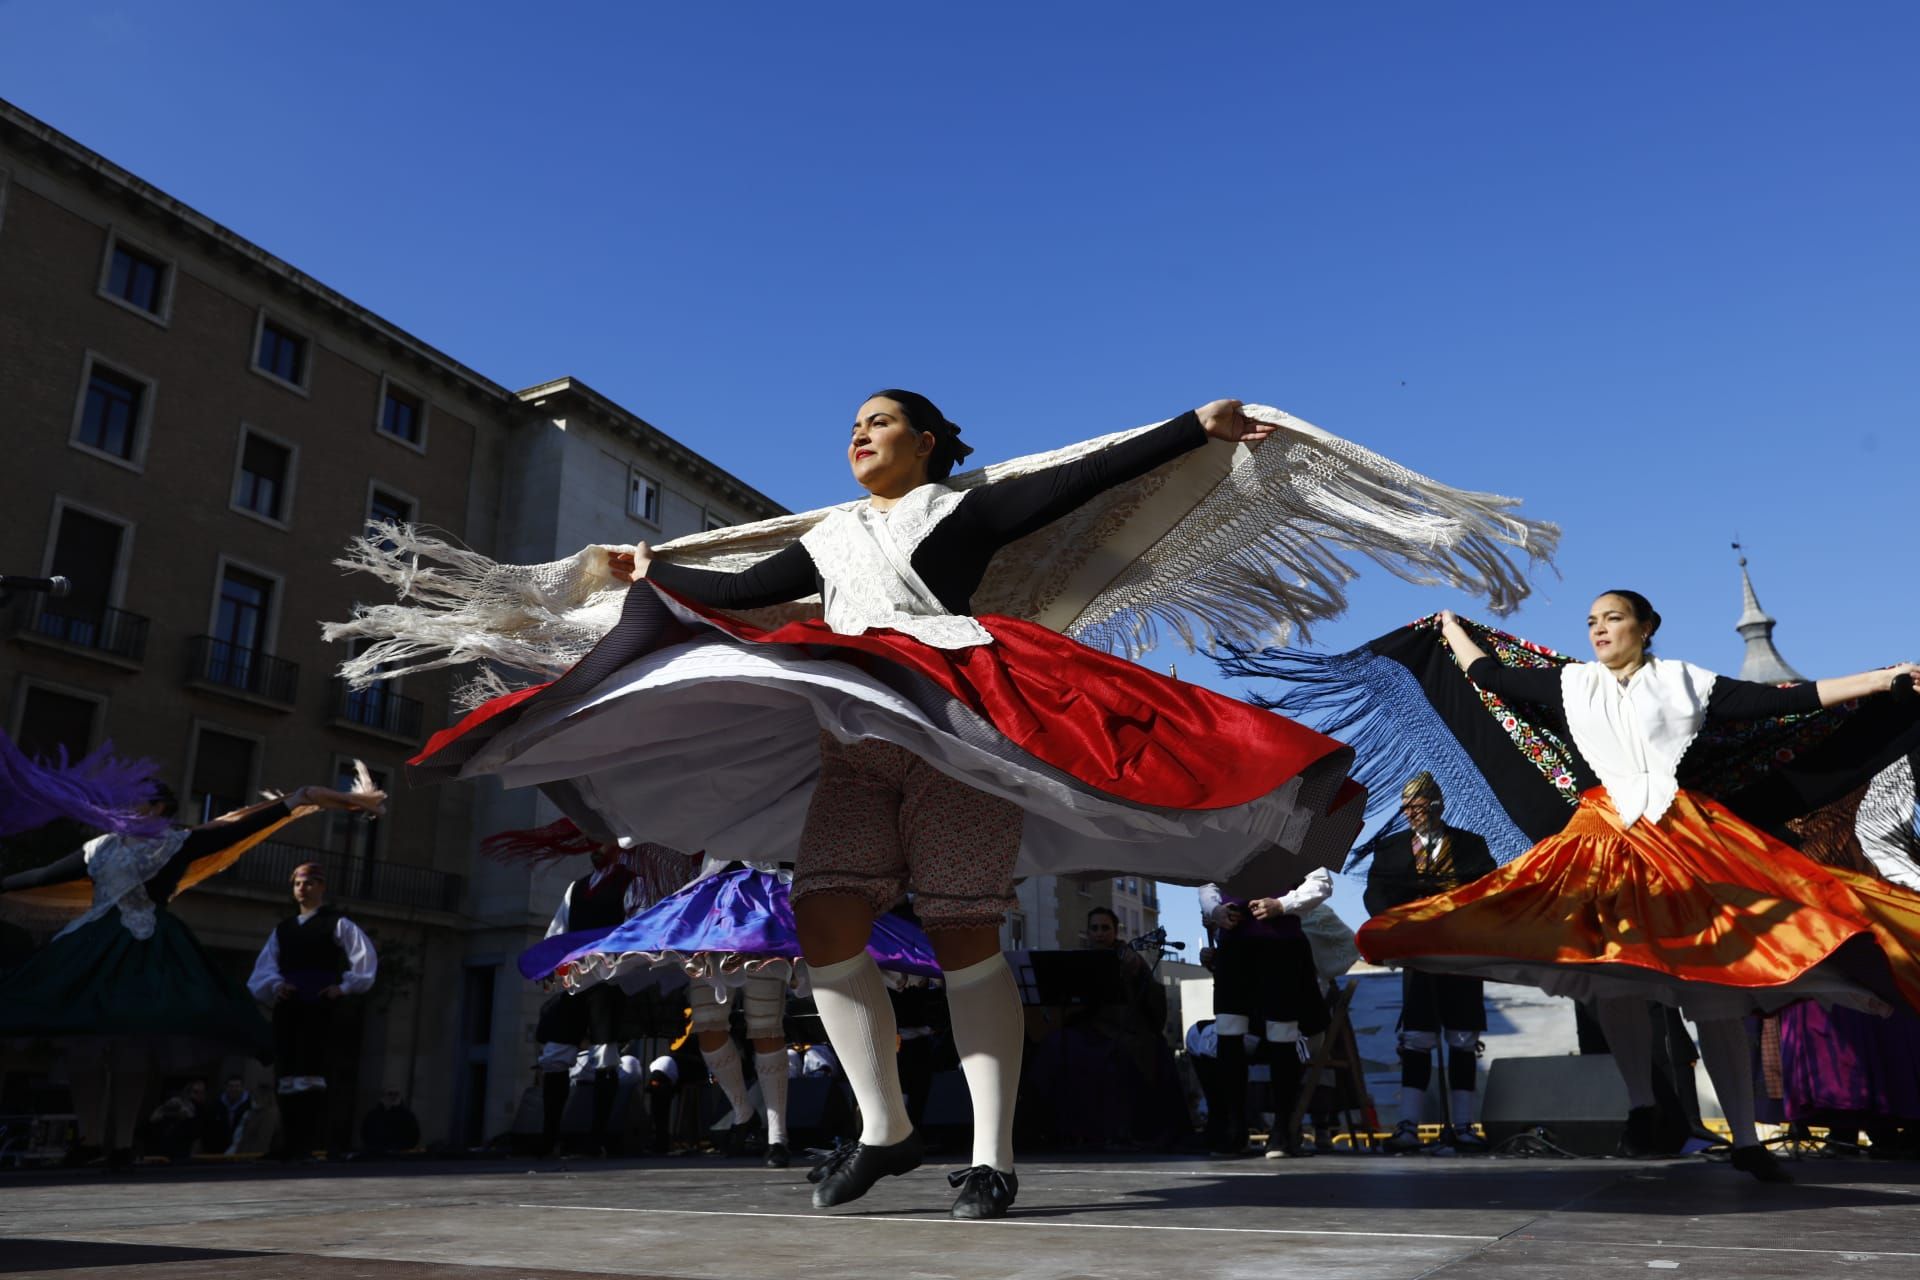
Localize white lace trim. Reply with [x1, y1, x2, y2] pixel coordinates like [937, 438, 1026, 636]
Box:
[1560, 659, 1718, 828]
[798, 490, 992, 649]
[55, 830, 191, 942]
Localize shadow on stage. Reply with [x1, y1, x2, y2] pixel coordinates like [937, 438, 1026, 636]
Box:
[849, 1159, 1920, 1221]
[0, 1238, 278, 1273]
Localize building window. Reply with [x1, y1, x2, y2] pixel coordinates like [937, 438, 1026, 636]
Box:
[254, 315, 309, 389]
[29, 505, 146, 660]
[703, 512, 729, 533]
[206, 564, 277, 693]
[628, 469, 660, 525]
[102, 239, 170, 318]
[188, 726, 257, 821]
[76, 363, 146, 461]
[367, 487, 414, 532]
[234, 429, 294, 523]
[379, 383, 425, 446]
[15, 685, 102, 763]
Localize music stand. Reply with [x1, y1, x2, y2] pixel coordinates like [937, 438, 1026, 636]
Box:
[1006, 949, 1128, 1007]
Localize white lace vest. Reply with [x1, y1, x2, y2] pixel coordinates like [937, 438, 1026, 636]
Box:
[798, 485, 993, 649]
[1560, 658, 1718, 828]
[54, 829, 192, 941]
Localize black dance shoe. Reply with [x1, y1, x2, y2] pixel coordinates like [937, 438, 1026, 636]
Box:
[808, 1132, 924, 1208]
[764, 1142, 790, 1169]
[1620, 1105, 1662, 1157]
[1729, 1144, 1794, 1183]
[948, 1165, 1018, 1220]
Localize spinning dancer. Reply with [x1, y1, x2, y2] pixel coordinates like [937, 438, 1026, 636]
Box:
[1357, 599, 1920, 1181]
[1197, 863, 1336, 1157]
[1362, 772, 1496, 1152]
[527, 849, 944, 1168]
[248, 859, 379, 1158]
[333, 392, 1556, 1217]
[0, 761, 383, 1164]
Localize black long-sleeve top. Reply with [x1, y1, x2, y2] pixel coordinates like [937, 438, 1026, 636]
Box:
[0, 800, 292, 905]
[648, 411, 1209, 615]
[1463, 657, 1823, 786]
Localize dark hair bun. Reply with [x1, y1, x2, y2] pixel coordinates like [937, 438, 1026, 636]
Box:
[867, 388, 974, 481]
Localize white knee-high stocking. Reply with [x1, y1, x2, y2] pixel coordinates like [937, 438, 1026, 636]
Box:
[945, 954, 1023, 1173]
[701, 1040, 755, 1126]
[755, 1049, 789, 1146]
[809, 952, 912, 1146]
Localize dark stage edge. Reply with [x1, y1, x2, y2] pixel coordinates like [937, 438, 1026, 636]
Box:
[2, 1152, 1918, 1279]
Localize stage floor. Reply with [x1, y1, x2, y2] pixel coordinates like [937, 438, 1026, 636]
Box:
[4, 1150, 1918, 1279]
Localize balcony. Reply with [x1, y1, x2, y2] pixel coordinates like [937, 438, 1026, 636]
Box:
[218, 835, 465, 914]
[328, 678, 424, 742]
[12, 597, 149, 666]
[187, 636, 299, 707]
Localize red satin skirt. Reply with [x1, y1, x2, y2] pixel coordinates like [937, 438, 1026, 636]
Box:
[1359, 788, 1920, 1018]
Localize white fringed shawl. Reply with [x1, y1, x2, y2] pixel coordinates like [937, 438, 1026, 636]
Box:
[326, 404, 1559, 707]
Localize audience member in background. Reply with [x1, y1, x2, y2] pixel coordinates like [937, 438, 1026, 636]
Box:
[148, 1079, 210, 1162]
[202, 1075, 254, 1155]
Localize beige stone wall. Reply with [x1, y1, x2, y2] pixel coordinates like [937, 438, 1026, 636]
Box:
[0, 106, 786, 1151]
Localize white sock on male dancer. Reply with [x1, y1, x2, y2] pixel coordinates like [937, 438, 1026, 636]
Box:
[1450, 1090, 1476, 1129]
[944, 953, 1023, 1173]
[1399, 1085, 1427, 1127]
[1693, 1017, 1760, 1148]
[702, 1040, 756, 1126]
[1592, 996, 1658, 1109]
[809, 952, 912, 1146]
[755, 1049, 790, 1147]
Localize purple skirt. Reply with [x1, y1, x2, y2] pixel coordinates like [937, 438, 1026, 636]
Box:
[519, 868, 941, 992]
[1780, 1001, 1920, 1122]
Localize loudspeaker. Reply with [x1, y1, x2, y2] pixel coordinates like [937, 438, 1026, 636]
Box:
[1480, 1054, 1629, 1155]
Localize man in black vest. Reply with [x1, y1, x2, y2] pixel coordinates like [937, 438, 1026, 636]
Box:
[1363, 773, 1497, 1153]
[1198, 864, 1335, 1157]
[535, 843, 636, 1156]
[248, 862, 377, 1159]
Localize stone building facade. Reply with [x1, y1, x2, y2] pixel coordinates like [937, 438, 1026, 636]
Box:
[0, 98, 783, 1147]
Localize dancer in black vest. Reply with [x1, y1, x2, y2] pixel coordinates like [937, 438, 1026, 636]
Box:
[248, 861, 377, 1158]
[1364, 772, 1498, 1152]
[1198, 863, 1335, 1157]
[535, 843, 636, 1156]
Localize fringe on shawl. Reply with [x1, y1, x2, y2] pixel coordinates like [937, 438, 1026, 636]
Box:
[1216, 626, 1540, 867]
[0, 731, 168, 840]
[324, 405, 1558, 704]
[1064, 406, 1559, 656]
[324, 527, 635, 707]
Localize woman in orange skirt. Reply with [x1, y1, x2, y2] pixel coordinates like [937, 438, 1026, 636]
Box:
[1360, 593, 1920, 1181]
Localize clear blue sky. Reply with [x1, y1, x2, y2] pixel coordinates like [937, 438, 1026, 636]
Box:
[6, 2, 1913, 948]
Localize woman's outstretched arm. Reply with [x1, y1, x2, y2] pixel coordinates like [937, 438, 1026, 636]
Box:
[613, 541, 818, 610]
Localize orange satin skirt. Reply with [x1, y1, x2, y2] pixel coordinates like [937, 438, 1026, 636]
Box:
[1358, 788, 1920, 1018]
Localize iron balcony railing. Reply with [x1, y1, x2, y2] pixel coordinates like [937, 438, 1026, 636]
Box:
[218, 835, 465, 914]
[15, 598, 150, 662]
[328, 678, 424, 741]
[188, 635, 299, 706]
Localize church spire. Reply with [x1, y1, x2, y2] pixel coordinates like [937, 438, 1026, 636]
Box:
[1732, 542, 1804, 683]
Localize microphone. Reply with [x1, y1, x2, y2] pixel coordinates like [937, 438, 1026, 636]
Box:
[0, 575, 70, 597]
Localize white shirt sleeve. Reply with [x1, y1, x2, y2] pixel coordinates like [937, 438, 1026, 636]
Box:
[546, 883, 573, 939]
[1277, 867, 1335, 916]
[1196, 884, 1224, 921]
[246, 932, 283, 1003]
[336, 917, 379, 995]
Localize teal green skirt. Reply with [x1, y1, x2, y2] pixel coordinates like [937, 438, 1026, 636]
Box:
[0, 910, 273, 1061]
